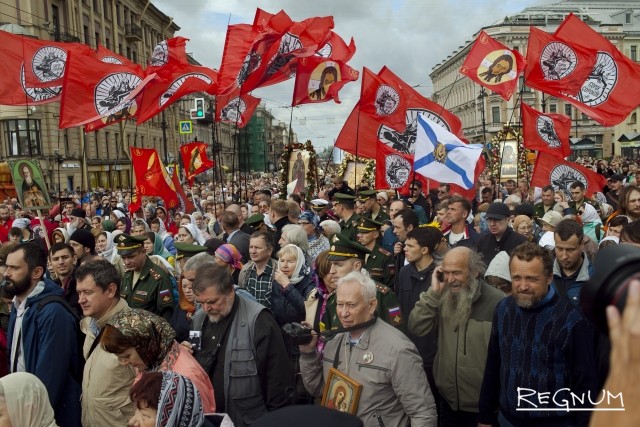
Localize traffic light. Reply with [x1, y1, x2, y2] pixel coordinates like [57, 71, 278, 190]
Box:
[194, 98, 205, 118]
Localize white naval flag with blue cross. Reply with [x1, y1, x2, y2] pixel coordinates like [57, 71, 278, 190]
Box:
[414, 113, 483, 189]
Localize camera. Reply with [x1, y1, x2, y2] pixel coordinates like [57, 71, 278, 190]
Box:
[282, 322, 314, 345]
[581, 245, 640, 335]
[188, 331, 202, 351]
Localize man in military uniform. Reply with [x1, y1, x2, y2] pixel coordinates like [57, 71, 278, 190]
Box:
[322, 233, 404, 332]
[175, 242, 209, 272]
[309, 199, 330, 222]
[117, 233, 175, 321]
[357, 217, 395, 287]
[359, 190, 390, 223]
[244, 213, 275, 233]
[332, 193, 360, 242]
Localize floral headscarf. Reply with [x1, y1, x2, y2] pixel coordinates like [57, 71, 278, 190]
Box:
[298, 211, 320, 229]
[107, 309, 176, 370]
[157, 371, 204, 427]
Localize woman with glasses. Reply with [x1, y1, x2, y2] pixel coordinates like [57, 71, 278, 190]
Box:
[512, 215, 533, 241]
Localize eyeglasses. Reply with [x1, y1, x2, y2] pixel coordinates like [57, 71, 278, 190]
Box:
[298, 221, 311, 225]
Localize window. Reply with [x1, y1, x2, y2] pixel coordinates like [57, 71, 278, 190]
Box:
[105, 131, 110, 159]
[491, 106, 500, 124]
[95, 32, 100, 48]
[93, 0, 100, 13]
[581, 113, 588, 121]
[94, 131, 99, 159]
[116, 4, 120, 25]
[103, 0, 111, 20]
[52, 5, 60, 41]
[84, 25, 90, 45]
[118, 43, 123, 55]
[564, 104, 572, 116]
[631, 46, 637, 61]
[629, 112, 637, 124]
[126, 46, 131, 60]
[549, 104, 557, 113]
[626, 13, 631, 24]
[4, 120, 41, 157]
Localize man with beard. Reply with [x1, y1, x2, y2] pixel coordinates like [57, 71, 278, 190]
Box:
[408, 247, 505, 427]
[5, 243, 82, 426]
[478, 243, 597, 427]
[190, 263, 292, 427]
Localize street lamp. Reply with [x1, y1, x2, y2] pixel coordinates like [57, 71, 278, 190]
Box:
[477, 88, 487, 146]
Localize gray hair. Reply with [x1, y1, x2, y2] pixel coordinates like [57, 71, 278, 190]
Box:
[337, 270, 377, 301]
[319, 220, 341, 236]
[468, 250, 487, 278]
[183, 252, 216, 273]
[193, 263, 233, 295]
[282, 224, 309, 253]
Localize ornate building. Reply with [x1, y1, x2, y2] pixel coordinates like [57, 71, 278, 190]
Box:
[430, 0, 640, 162]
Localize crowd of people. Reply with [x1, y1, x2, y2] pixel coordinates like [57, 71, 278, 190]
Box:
[0, 158, 639, 427]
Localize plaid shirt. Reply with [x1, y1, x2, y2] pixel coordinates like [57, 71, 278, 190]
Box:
[246, 262, 274, 308]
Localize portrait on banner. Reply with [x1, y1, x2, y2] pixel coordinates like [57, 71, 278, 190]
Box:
[500, 139, 518, 180]
[9, 159, 51, 210]
[308, 61, 340, 101]
[288, 150, 310, 194]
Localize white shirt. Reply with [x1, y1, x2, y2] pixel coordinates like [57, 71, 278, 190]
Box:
[10, 281, 45, 372]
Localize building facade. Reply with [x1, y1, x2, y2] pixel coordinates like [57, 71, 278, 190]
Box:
[430, 0, 640, 163]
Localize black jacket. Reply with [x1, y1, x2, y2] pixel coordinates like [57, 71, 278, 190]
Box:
[397, 261, 438, 367]
[442, 223, 480, 250]
[477, 227, 528, 266]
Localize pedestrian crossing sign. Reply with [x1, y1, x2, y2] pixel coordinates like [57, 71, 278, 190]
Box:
[179, 121, 192, 134]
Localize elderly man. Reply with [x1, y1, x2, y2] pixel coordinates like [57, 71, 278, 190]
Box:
[300, 270, 437, 427]
[191, 263, 292, 426]
[408, 247, 505, 427]
[478, 242, 597, 427]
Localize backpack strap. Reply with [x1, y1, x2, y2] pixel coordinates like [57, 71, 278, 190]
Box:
[37, 295, 81, 322]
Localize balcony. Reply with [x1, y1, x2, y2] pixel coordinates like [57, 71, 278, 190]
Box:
[56, 32, 81, 43]
[124, 23, 142, 42]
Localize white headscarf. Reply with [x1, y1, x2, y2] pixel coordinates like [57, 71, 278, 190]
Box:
[0, 372, 58, 427]
[182, 223, 206, 245]
[580, 203, 602, 225]
[99, 231, 116, 262]
[278, 244, 309, 285]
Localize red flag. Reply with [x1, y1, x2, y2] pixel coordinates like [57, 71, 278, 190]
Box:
[130, 147, 180, 210]
[252, 16, 335, 90]
[145, 37, 190, 74]
[521, 103, 571, 158]
[180, 142, 215, 185]
[316, 31, 356, 61]
[531, 152, 606, 197]
[215, 89, 261, 128]
[128, 186, 141, 214]
[136, 65, 218, 124]
[375, 143, 421, 194]
[292, 57, 358, 106]
[59, 52, 150, 130]
[170, 167, 196, 213]
[552, 13, 640, 126]
[460, 30, 525, 101]
[359, 67, 407, 131]
[524, 26, 596, 97]
[336, 66, 463, 159]
[217, 9, 293, 95]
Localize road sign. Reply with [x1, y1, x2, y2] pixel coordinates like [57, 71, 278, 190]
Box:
[179, 121, 192, 134]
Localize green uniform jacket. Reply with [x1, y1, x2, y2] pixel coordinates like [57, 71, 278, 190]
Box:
[364, 209, 390, 223]
[322, 281, 405, 333]
[365, 243, 396, 288]
[120, 257, 175, 321]
[339, 213, 361, 242]
[532, 201, 555, 219]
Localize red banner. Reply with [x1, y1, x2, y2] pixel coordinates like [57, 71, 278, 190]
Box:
[130, 147, 180, 210]
[524, 26, 596, 98]
[316, 31, 356, 61]
[215, 89, 261, 128]
[460, 30, 525, 101]
[145, 37, 190, 74]
[59, 52, 150, 130]
[180, 142, 215, 185]
[521, 103, 571, 158]
[336, 66, 463, 159]
[359, 67, 407, 131]
[552, 13, 640, 126]
[292, 57, 358, 106]
[531, 152, 606, 197]
[92, 44, 137, 67]
[170, 167, 196, 213]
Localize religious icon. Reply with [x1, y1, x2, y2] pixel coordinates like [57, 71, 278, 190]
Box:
[321, 367, 362, 415]
[9, 159, 51, 210]
[500, 140, 518, 180]
[288, 150, 309, 195]
[308, 62, 340, 101]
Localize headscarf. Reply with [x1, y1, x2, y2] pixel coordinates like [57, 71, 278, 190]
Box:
[580, 203, 603, 225]
[279, 244, 309, 285]
[182, 223, 206, 245]
[156, 217, 170, 241]
[99, 231, 116, 261]
[298, 211, 320, 229]
[107, 309, 176, 370]
[0, 372, 58, 427]
[215, 244, 243, 270]
[102, 219, 116, 232]
[52, 227, 69, 244]
[156, 371, 204, 427]
[152, 232, 173, 261]
[112, 209, 125, 219]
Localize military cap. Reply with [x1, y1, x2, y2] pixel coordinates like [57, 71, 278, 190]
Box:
[333, 193, 356, 204]
[245, 213, 265, 226]
[356, 189, 377, 202]
[175, 242, 208, 260]
[327, 233, 371, 261]
[310, 199, 329, 212]
[357, 217, 384, 232]
[115, 233, 146, 256]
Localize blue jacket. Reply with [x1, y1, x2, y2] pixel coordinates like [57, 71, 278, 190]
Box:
[8, 279, 82, 427]
[271, 272, 315, 327]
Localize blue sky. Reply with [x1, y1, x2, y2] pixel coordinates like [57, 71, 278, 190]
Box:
[151, 0, 551, 149]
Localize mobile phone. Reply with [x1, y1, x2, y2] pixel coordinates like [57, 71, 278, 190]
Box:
[188, 331, 202, 351]
[436, 271, 444, 282]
